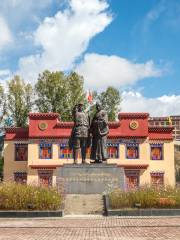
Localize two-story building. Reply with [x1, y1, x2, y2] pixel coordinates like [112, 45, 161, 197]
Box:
[3, 112, 175, 188]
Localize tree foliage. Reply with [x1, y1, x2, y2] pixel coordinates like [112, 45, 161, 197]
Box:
[7, 75, 33, 127]
[35, 70, 86, 121]
[3, 71, 121, 124]
[97, 86, 121, 121]
[0, 84, 6, 124]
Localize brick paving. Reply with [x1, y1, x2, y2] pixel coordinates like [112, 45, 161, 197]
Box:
[0, 216, 179, 240]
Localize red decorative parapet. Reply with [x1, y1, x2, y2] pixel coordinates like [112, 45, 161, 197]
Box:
[5, 127, 29, 140]
[118, 112, 149, 119]
[28, 112, 59, 119]
[148, 126, 174, 140]
[4, 112, 174, 141]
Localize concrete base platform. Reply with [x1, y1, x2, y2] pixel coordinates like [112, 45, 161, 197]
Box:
[57, 164, 125, 194]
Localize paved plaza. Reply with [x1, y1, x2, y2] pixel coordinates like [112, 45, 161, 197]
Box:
[0, 216, 179, 240]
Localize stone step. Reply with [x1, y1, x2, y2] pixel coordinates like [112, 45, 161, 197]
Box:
[64, 194, 104, 215]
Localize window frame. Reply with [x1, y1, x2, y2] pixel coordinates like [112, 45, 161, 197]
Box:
[126, 144, 139, 159]
[14, 172, 27, 184]
[14, 143, 28, 161]
[38, 170, 53, 187]
[59, 144, 73, 159]
[150, 172, 164, 187]
[125, 170, 140, 189]
[107, 144, 119, 159]
[39, 143, 52, 159]
[150, 144, 164, 160]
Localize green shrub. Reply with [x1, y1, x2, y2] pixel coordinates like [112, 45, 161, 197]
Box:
[0, 182, 62, 210]
[108, 186, 180, 209]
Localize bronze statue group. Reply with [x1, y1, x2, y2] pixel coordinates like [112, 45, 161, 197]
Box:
[69, 102, 109, 164]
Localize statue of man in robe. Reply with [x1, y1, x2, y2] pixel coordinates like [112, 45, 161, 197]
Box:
[90, 102, 109, 163]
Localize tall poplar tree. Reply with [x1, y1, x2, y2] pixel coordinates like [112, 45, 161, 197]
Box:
[35, 70, 86, 121]
[0, 84, 5, 124]
[7, 75, 33, 127]
[97, 86, 121, 121]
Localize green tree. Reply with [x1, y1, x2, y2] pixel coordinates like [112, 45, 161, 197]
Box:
[65, 72, 87, 120]
[7, 75, 33, 127]
[97, 86, 121, 121]
[35, 70, 86, 121]
[0, 84, 6, 124]
[35, 70, 68, 115]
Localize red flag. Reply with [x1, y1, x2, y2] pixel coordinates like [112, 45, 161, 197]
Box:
[87, 90, 93, 103]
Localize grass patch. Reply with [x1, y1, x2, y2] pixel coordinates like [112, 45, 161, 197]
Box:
[108, 186, 180, 209]
[0, 182, 62, 210]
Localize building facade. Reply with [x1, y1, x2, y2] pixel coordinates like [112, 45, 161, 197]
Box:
[149, 116, 180, 141]
[3, 112, 175, 188]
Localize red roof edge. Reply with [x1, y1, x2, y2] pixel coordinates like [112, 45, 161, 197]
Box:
[5, 127, 29, 140]
[29, 112, 60, 119]
[29, 165, 63, 169]
[148, 126, 174, 132]
[118, 112, 149, 119]
[56, 122, 73, 128]
[5, 127, 28, 133]
[56, 121, 120, 128]
[118, 164, 149, 169]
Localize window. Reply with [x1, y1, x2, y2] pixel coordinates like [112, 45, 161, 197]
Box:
[15, 144, 28, 161]
[125, 170, 139, 189]
[175, 145, 180, 152]
[107, 145, 119, 158]
[38, 170, 53, 187]
[151, 172, 164, 187]
[14, 172, 27, 184]
[126, 144, 139, 159]
[150, 144, 163, 160]
[59, 145, 73, 159]
[39, 143, 52, 159]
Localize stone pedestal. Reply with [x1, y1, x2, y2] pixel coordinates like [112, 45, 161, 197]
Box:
[56, 164, 125, 194]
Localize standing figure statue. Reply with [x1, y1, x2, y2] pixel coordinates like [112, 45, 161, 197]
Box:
[69, 102, 90, 164]
[90, 102, 109, 163]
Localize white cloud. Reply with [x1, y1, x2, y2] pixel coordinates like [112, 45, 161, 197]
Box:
[0, 0, 53, 18]
[76, 53, 162, 90]
[0, 16, 13, 49]
[18, 0, 112, 82]
[121, 91, 180, 116]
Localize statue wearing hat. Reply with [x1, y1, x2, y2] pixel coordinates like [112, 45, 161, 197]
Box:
[69, 102, 90, 164]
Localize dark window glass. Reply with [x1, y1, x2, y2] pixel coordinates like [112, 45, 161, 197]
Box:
[59, 146, 73, 159]
[125, 170, 139, 189]
[151, 145, 163, 160]
[126, 145, 139, 159]
[14, 172, 27, 184]
[39, 144, 52, 159]
[15, 144, 28, 161]
[151, 174, 164, 187]
[107, 146, 119, 158]
[38, 170, 53, 187]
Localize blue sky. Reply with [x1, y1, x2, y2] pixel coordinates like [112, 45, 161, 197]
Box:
[0, 0, 180, 116]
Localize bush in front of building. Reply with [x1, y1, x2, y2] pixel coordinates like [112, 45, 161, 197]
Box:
[0, 182, 62, 210]
[108, 186, 180, 209]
